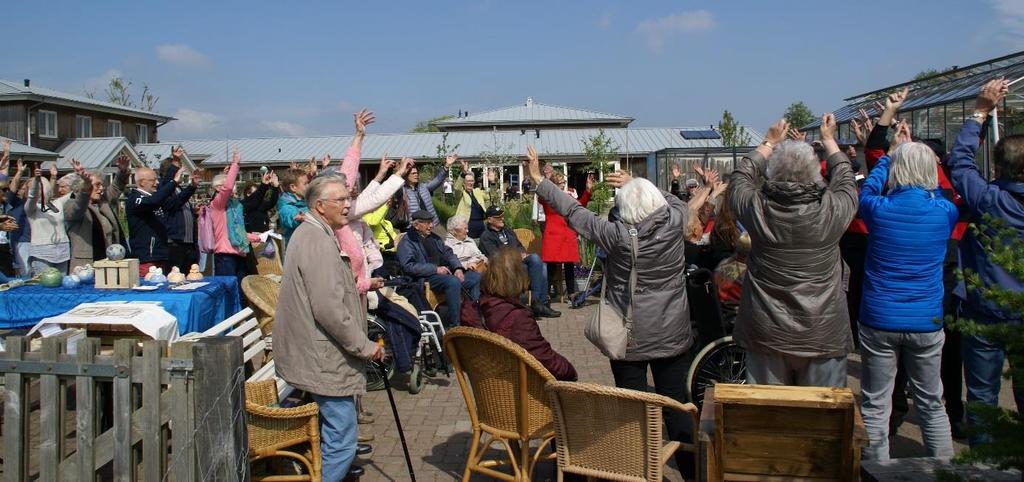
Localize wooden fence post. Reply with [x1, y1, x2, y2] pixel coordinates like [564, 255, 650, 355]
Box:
[192, 337, 250, 482]
[3, 336, 28, 482]
[112, 339, 135, 482]
[76, 338, 100, 482]
[169, 341, 196, 482]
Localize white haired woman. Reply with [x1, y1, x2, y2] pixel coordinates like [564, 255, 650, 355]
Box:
[444, 215, 487, 271]
[526, 145, 698, 477]
[64, 160, 123, 272]
[209, 150, 252, 281]
[857, 120, 957, 461]
[728, 113, 858, 387]
[24, 164, 75, 275]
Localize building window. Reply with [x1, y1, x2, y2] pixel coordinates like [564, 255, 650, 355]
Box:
[38, 110, 57, 138]
[76, 115, 92, 138]
[108, 120, 122, 137]
[136, 124, 149, 144]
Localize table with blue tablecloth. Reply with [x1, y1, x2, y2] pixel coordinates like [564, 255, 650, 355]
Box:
[0, 276, 241, 335]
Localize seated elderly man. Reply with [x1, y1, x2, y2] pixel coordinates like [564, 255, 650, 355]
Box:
[444, 215, 487, 272]
[729, 113, 858, 388]
[396, 210, 481, 327]
[478, 205, 560, 318]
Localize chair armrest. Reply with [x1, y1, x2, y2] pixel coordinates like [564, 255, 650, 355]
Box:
[245, 401, 319, 419]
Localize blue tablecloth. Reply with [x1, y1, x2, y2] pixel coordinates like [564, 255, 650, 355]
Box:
[0, 276, 241, 335]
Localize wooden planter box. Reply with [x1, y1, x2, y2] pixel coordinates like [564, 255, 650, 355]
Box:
[700, 384, 867, 482]
[94, 258, 140, 289]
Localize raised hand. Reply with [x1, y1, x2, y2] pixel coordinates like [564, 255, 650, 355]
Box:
[606, 170, 633, 188]
[289, 161, 299, 170]
[1, 138, 10, 172]
[524, 146, 542, 184]
[691, 162, 706, 180]
[704, 167, 721, 186]
[459, 158, 470, 174]
[305, 157, 317, 175]
[15, 159, 25, 175]
[787, 128, 806, 142]
[354, 109, 375, 136]
[70, 158, 87, 178]
[269, 171, 279, 187]
[321, 154, 332, 169]
[396, 157, 415, 177]
[376, 153, 396, 180]
[585, 173, 594, 191]
[173, 145, 185, 161]
[231, 149, 241, 164]
[975, 77, 1009, 115]
[49, 163, 58, 180]
[671, 164, 681, 179]
[173, 165, 185, 183]
[764, 118, 789, 146]
[711, 180, 728, 198]
[885, 87, 909, 112]
[116, 154, 130, 172]
[819, 113, 837, 141]
[890, 120, 913, 150]
[191, 168, 204, 185]
[262, 172, 273, 184]
[444, 154, 458, 168]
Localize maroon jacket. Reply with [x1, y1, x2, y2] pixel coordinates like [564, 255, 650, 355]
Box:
[460, 295, 578, 381]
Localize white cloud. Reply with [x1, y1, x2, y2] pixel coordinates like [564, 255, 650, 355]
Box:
[170, 108, 223, 135]
[635, 10, 715, 52]
[156, 44, 210, 66]
[260, 120, 306, 137]
[991, 0, 1024, 48]
[597, 13, 611, 29]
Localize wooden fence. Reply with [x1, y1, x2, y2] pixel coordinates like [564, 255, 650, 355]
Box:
[1, 335, 249, 481]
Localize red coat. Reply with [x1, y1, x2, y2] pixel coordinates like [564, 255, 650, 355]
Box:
[460, 295, 578, 381]
[540, 189, 590, 263]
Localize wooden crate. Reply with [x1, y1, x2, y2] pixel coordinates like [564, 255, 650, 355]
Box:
[699, 384, 867, 482]
[94, 258, 140, 289]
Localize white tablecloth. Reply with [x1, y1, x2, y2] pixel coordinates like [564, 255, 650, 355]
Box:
[28, 301, 179, 341]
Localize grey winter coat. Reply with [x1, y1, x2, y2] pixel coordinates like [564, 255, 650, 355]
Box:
[274, 214, 377, 397]
[729, 149, 858, 359]
[536, 179, 693, 361]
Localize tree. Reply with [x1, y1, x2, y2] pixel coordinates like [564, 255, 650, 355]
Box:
[411, 114, 455, 133]
[784, 101, 815, 129]
[718, 110, 751, 147]
[582, 129, 618, 216]
[913, 66, 960, 87]
[84, 76, 159, 112]
[946, 215, 1024, 471]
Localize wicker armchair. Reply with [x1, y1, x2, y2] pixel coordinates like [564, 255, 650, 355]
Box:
[242, 275, 280, 335]
[444, 326, 557, 482]
[245, 379, 321, 481]
[254, 237, 284, 276]
[545, 381, 699, 482]
[513, 228, 541, 254]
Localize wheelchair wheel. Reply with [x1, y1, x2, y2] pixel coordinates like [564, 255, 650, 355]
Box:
[686, 336, 746, 409]
[408, 362, 424, 394]
[365, 315, 395, 392]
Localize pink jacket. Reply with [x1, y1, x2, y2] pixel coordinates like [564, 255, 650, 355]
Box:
[331, 146, 404, 293]
[211, 159, 245, 256]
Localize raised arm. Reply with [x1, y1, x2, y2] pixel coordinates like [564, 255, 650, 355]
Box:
[107, 154, 131, 205]
[351, 156, 408, 218]
[63, 161, 92, 224]
[948, 78, 1009, 214]
[425, 155, 456, 193]
[336, 109, 374, 190]
[730, 119, 787, 224]
[820, 113, 858, 229]
[212, 150, 241, 210]
[526, 146, 618, 248]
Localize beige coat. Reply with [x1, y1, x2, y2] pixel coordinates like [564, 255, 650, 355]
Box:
[274, 215, 376, 397]
[64, 184, 120, 272]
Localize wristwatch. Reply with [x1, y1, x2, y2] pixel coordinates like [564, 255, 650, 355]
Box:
[761, 140, 774, 149]
[969, 112, 987, 121]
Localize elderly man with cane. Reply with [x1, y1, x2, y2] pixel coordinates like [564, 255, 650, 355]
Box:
[275, 175, 385, 481]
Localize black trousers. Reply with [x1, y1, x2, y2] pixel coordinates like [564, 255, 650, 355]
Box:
[839, 232, 867, 347]
[609, 349, 696, 477]
[0, 243, 14, 277]
[546, 262, 577, 296]
[167, 241, 199, 274]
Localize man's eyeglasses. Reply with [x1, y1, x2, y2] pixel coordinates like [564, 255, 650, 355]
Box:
[320, 197, 351, 206]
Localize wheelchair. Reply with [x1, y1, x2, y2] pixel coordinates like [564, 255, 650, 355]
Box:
[684, 267, 747, 409]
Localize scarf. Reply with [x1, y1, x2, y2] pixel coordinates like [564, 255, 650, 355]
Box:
[226, 198, 251, 254]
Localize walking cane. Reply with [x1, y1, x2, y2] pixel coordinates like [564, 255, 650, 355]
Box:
[375, 337, 416, 481]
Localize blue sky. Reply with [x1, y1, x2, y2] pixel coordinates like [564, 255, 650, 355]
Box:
[6, 0, 1022, 140]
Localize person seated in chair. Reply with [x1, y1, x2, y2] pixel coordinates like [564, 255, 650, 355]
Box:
[461, 248, 577, 381]
[396, 209, 481, 327]
[478, 206, 560, 318]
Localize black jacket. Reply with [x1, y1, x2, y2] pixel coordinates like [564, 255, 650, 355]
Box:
[126, 169, 178, 262]
[161, 167, 198, 242]
[242, 183, 279, 233]
[478, 226, 525, 257]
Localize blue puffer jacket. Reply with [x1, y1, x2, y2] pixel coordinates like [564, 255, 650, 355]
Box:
[859, 155, 958, 332]
[948, 120, 1024, 323]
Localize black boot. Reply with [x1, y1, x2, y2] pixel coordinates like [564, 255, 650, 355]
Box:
[532, 300, 561, 318]
[356, 443, 373, 456]
[344, 464, 365, 480]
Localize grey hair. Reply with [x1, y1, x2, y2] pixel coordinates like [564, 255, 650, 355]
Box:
[888, 142, 939, 190]
[446, 215, 469, 232]
[766, 140, 822, 184]
[58, 173, 83, 192]
[211, 174, 226, 187]
[616, 178, 667, 224]
[305, 175, 346, 204]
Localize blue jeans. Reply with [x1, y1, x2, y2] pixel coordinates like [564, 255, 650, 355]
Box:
[212, 253, 247, 282]
[962, 331, 1024, 446]
[859, 325, 953, 460]
[425, 271, 481, 327]
[523, 253, 548, 304]
[311, 394, 357, 482]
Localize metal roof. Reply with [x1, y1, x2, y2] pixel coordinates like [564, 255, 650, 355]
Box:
[52, 137, 143, 170]
[0, 137, 60, 159]
[435, 98, 633, 128]
[803, 50, 1024, 129]
[155, 126, 763, 167]
[134, 143, 197, 171]
[0, 79, 173, 122]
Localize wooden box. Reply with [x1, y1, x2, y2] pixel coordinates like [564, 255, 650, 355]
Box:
[699, 384, 867, 482]
[94, 258, 140, 289]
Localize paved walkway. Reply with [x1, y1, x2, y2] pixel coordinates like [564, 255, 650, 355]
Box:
[357, 300, 1017, 481]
